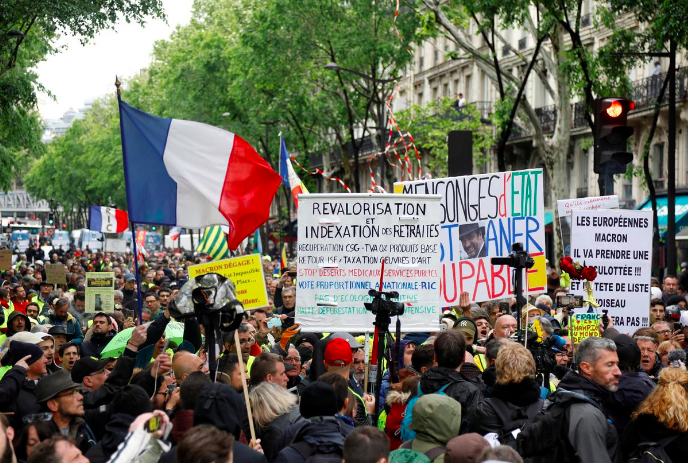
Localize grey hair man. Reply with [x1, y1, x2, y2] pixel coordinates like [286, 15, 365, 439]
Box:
[555, 337, 621, 463]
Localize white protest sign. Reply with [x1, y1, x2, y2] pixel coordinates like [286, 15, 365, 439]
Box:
[296, 193, 442, 332]
[557, 195, 619, 251]
[395, 169, 547, 304]
[570, 209, 653, 329]
[106, 239, 127, 253]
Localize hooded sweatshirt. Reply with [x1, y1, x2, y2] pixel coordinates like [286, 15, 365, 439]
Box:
[420, 366, 482, 433]
[85, 413, 135, 463]
[408, 394, 462, 462]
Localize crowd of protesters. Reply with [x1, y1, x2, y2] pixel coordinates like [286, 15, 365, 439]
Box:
[1, 247, 688, 463]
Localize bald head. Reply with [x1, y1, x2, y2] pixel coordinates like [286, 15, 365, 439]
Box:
[173, 352, 208, 383]
[494, 315, 517, 339]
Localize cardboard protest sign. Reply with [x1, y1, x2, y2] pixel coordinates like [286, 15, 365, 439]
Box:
[85, 272, 115, 313]
[570, 209, 653, 329]
[189, 254, 268, 310]
[296, 193, 442, 332]
[570, 313, 601, 344]
[0, 250, 11, 270]
[395, 169, 546, 304]
[557, 195, 619, 252]
[45, 263, 66, 285]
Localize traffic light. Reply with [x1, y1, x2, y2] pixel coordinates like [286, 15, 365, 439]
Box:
[151, 226, 157, 231]
[48, 213, 54, 225]
[593, 97, 635, 174]
[62, 223, 67, 228]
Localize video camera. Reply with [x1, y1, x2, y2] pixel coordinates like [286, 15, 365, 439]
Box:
[364, 289, 405, 318]
[169, 273, 245, 332]
[491, 242, 535, 270]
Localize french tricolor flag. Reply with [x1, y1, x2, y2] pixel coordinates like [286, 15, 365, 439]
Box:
[89, 206, 129, 233]
[279, 136, 309, 208]
[118, 100, 282, 249]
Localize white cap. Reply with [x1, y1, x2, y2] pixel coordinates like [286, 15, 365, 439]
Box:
[8, 332, 42, 345]
[34, 332, 53, 342]
[651, 287, 663, 300]
[34, 260, 44, 266]
[679, 311, 688, 327]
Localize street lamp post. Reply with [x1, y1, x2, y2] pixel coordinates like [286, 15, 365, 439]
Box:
[324, 62, 398, 192]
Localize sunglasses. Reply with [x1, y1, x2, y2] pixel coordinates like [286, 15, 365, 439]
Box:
[22, 413, 53, 425]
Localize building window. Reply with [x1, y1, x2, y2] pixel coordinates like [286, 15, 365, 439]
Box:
[417, 92, 423, 105]
[432, 87, 438, 102]
[434, 48, 439, 66]
[443, 83, 450, 98]
[518, 38, 527, 50]
[623, 183, 633, 199]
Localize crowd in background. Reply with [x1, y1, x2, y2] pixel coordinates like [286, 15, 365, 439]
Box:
[0, 247, 688, 463]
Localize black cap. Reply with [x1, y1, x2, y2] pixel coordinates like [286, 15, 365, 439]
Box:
[614, 334, 641, 369]
[35, 370, 80, 402]
[300, 382, 339, 418]
[71, 357, 111, 384]
[112, 385, 153, 417]
[48, 325, 72, 339]
[0, 341, 44, 367]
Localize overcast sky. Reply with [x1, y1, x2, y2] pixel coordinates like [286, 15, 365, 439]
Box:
[36, 0, 193, 120]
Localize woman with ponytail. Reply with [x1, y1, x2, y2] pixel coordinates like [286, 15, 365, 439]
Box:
[621, 366, 688, 461]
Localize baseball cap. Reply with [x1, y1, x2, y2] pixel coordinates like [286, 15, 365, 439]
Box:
[8, 332, 42, 344]
[34, 260, 44, 267]
[329, 332, 363, 349]
[324, 338, 353, 366]
[455, 317, 477, 340]
[124, 273, 136, 282]
[35, 370, 80, 403]
[71, 357, 111, 384]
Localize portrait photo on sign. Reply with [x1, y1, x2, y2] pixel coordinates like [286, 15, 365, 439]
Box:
[459, 221, 486, 260]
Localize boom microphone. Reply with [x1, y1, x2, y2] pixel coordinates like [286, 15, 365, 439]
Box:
[668, 349, 686, 368]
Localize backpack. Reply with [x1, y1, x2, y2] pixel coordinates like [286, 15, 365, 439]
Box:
[483, 397, 543, 448]
[628, 435, 680, 463]
[290, 441, 343, 463]
[516, 389, 606, 463]
[400, 382, 453, 442]
[389, 441, 446, 463]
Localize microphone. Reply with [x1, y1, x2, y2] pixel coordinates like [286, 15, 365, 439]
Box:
[668, 349, 686, 368]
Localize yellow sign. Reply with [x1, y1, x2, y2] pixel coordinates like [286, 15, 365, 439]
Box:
[571, 313, 601, 344]
[189, 254, 268, 310]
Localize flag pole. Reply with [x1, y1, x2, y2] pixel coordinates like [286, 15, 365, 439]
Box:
[130, 223, 144, 324]
[115, 76, 143, 324]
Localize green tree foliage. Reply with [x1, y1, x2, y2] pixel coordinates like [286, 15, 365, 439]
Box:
[25, 97, 125, 218]
[1, 0, 164, 192]
[395, 98, 494, 178]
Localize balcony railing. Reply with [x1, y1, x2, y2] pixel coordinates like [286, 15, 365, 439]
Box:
[633, 68, 688, 111]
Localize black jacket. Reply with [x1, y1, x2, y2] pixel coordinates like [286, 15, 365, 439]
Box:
[275, 416, 352, 463]
[81, 333, 115, 359]
[419, 366, 483, 433]
[557, 371, 620, 463]
[621, 413, 688, 462]
[606, 371, 655, 436]
[466, 377, 543, 435]
[259, 406, 304, 463]
[82, 348, 137, 409]
[121, 288, 138, 313]
[0, 365, 40, 430]
[84, 413, 134, 463]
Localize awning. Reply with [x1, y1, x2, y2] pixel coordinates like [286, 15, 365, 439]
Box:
[638, 195, 688, 237]
[544, 210, 554, 226]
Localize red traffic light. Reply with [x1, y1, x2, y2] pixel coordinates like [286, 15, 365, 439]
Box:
[606, 100, 623, 117]
[62, 223, 67, 228]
